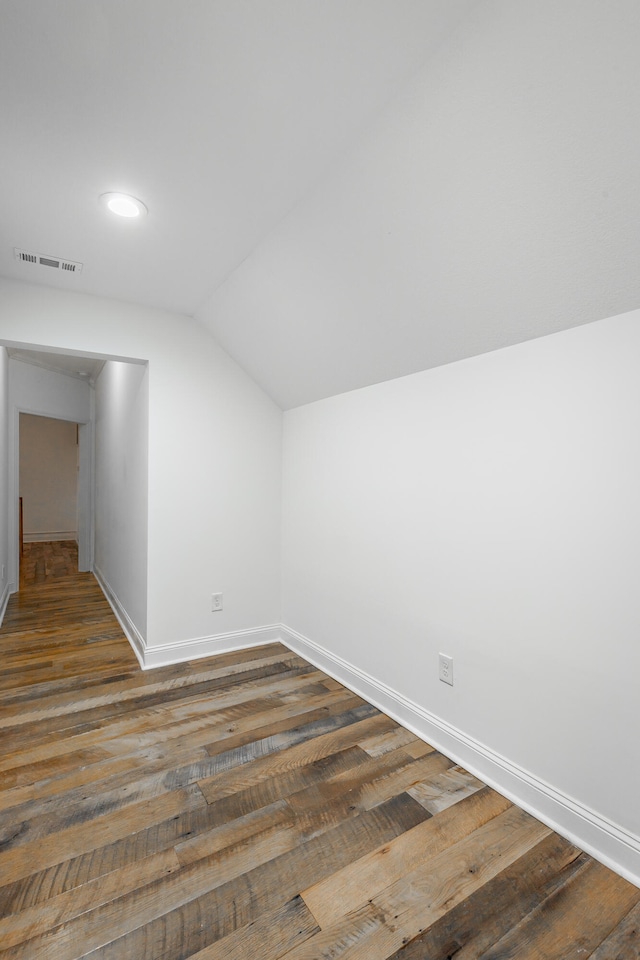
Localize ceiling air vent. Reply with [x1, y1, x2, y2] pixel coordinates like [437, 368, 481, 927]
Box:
[14, 248, 83, 274]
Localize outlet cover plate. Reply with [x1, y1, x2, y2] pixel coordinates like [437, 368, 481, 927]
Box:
[439, 653, 453, 685]
[211, 593, 223, 612]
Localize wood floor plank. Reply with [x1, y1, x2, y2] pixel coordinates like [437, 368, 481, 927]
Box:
[0, 848, 181, 951]
[476, 857, 640, 959]
[0, 692, 367, 820]
[285, 745, 452, 819]
[286, 807, 551, 960]
[399, 737, 437, 759]
[198, 701, 380, 780]
[0, 784, 206, 887]
[185, 745, 372, 840]
[197, 709, 395, 802]
[203, 688, 365, 758]
[384, 834, 586, 959]
[60, 793, 427, 960]
[0, 662, 313, 753]
[0, 797, 289, 916]
[407, 764, 485, 814]
[0, 668, 327, 774]
[184, 896, 319, 960]
[588, 899, 640, 959]
[357, 726, 419, 758]
[0, 651, 304, 716]
[302, 785, 512, 927]
[0, 546, 637, 960]
[174, 798, 294, 867]
[0, 752, 147, 816]
[0, 749, 220, 847]
[0, 746, 113, 792]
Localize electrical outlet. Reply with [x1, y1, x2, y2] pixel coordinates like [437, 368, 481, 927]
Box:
[211, 592, 223, 612]
[439, 653, 453, 686]
[1, 564, 4, 579]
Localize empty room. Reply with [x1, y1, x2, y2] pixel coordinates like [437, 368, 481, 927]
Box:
[0, 1, 639, 957]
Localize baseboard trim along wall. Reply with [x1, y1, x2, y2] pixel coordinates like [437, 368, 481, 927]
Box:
[23, 531, 77, 542]
[0, 581, 11, 627]
[93, 565, 146, 669]
[140, 624, 283, 670]
[279, 624, 640, 890]
[93, 567, 282, 670]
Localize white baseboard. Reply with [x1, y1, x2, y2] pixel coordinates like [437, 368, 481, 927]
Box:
[140, 624, 284, 670]
[23, 531, 77, 543]
[279, 624, 640, 889]
[93, 565, 146, 669]
[0, 580, 11, 627]
[92, 566, 282, 671]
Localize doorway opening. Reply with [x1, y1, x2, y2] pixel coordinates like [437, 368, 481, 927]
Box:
[1, 342, 149, 652]
[19, 413, 81, 586]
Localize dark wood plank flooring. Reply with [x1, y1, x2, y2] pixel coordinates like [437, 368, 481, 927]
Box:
[20, 539, 78, 587]
[0, 553, 638, 958]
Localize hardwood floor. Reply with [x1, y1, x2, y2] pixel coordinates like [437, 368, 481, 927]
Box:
[0, 566, 638, 958]
[20, 539, 78, 586]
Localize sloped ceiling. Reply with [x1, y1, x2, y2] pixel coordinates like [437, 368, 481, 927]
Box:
[1, 1, 639, 408]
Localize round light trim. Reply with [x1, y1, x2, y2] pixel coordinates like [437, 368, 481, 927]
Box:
[100, 192, 147, 218]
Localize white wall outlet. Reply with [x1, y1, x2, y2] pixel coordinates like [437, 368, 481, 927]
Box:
[211, 592, 223, 612]
[439, 653, 454, 686]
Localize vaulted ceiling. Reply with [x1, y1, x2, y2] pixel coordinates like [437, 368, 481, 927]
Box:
[2, 1, 639, 408]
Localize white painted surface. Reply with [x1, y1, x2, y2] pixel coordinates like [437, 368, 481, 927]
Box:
[0, 347, 9, 618]
[2, 3, 640, 409]
[141, 625, 282, 671]
[200, 0, 640, 407]
[143, 308, 283, 648]
[282, 311, 640, 856]
[19, 414, 78, 540]
[10, 358, 91, 422]
[0, 0, 473, 314]
[0, 278, 283, 649]
[94, 362, 149, 639]
[7, 349, 103, 383]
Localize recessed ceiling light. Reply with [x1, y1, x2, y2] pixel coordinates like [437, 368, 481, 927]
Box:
[100, 192, 148, 218]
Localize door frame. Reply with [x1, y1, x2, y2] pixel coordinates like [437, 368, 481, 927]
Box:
[9, 405, 94, 590]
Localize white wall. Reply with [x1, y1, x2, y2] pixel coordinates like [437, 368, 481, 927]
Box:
[0, 347, 8, 618]
[20, 414, 78, 540]
[0, 278, 283, 658]
[94, 361, 148, 640]
[10, 357, 91, 421]
[282, 310, 640, 881]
